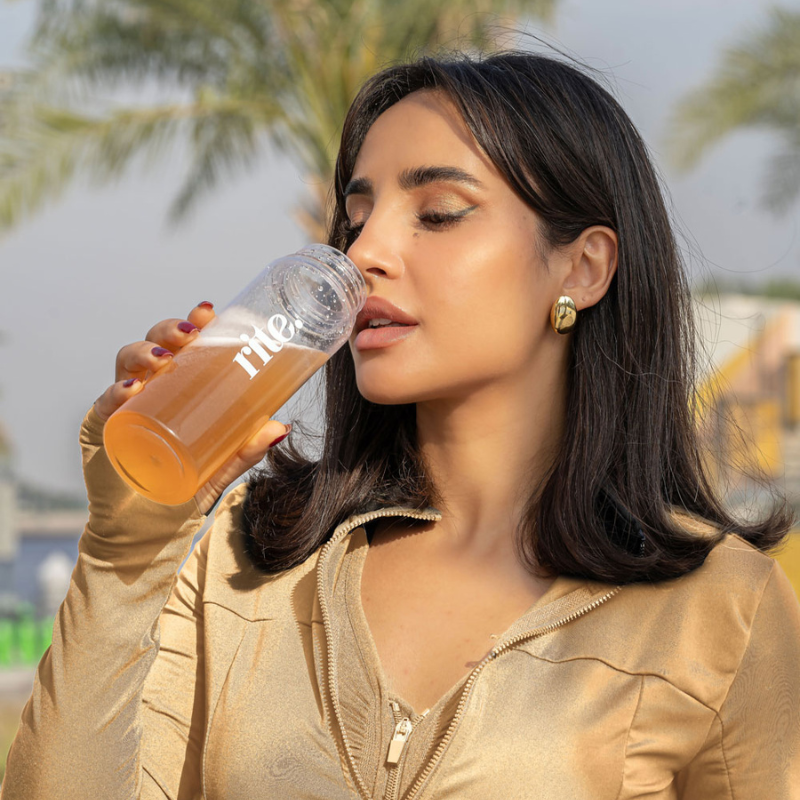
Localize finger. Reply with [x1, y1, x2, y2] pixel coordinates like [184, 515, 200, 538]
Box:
[237, 420, 292, 468]
[193, 421, 291, 514]
[94, 377, 145, 421]
[186, 300, 216, 329]
[114, 302, 215, 382]
[115, 341, 176, 382]
[142, 300, 216, 349]
[142, 317, 202, 353]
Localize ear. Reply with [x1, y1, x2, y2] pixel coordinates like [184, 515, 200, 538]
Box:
[560, 226, 618, 310]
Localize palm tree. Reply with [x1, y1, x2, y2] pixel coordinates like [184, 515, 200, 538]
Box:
[0, 0, 556, 240]
[666, 7, 800, 215]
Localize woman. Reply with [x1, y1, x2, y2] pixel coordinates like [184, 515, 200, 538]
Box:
[4, 51, 800, 800]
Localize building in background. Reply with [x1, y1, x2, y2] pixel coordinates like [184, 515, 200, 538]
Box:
[0, 425, 17, 612]
[0, 427, 84, 627]
[695, 294, 800, 587]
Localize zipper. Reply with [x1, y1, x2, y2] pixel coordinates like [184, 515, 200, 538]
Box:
[385, 702, 431, 800]
[401, 585, 622, 800]
[387, 703, 414, 766]
[384, 700, 430, 800]
[316, 507, 442, 800]
[316, 507, 621, 800]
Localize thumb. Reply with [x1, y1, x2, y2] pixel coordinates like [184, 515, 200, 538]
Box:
[194, 420, 292, 514]
[237, 420, 292, 468]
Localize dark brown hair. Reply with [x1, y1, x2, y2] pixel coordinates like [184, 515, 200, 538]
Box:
[242, 51, 792, 582]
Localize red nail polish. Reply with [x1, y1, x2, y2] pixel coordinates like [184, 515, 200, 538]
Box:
[197, 301, 214, 310]
[178, 321, 198, 334]
[123, 378, 140, 388]
[268, 425, 292, 448]
[151, 346, 173, 358]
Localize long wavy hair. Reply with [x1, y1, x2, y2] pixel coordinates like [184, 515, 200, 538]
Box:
[242, 51, 792, 582]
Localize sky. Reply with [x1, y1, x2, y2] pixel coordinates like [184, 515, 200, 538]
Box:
[1, 0, 799, 496]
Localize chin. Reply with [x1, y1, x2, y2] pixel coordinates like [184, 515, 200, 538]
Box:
[352, 362, 428, 405]
[349, 347, 413, 404]
[355, 371, 461, 407]
[351, 345, 464, 405]
[356, 380, 417, 406]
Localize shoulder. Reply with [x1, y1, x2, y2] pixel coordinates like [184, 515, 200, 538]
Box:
[663, 531, 781, 603]
[637, 532, 793, 622]
[605, 531, 784, 621]
[190, 483, 324, 622]
[551, 534, 799, 710]
[614, 531, 790, 626]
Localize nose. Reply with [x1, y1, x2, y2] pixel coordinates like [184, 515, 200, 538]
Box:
[346, 214, 404, 284]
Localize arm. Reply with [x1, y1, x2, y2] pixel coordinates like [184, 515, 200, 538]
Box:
[677, 562, 800, 799]
[1, 407, 208, 800]
[2, 300, 289, 799]
[140, 504, 213, 799]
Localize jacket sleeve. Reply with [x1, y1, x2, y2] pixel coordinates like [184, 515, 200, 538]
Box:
[677, 560, 800, 799]
[1, 407, 211, 800]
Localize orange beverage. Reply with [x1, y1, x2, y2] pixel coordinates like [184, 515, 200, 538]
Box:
[103, 245, 365, 504]
[104, 337, 327, 505]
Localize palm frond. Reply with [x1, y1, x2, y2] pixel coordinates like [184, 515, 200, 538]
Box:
[0, 88, 283, 232]
[168, 99, 264, 221]
[2, 0, 559, 237]
[762, 131, 800, 214]
[666, 7, 800, 172]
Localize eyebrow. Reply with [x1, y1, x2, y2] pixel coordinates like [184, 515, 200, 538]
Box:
[344, 165, 483, 198]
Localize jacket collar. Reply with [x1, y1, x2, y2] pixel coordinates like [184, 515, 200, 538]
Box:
[309, 506, 619, 799]
[309, 506, 442, 798]
[312, 504, 618, 684]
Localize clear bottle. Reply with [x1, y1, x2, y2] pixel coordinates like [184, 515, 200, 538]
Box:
[103, 245, 366, 505]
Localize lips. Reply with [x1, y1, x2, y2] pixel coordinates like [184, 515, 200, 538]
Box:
[353, 296, 418, 351]
[354, 296, 418, 334]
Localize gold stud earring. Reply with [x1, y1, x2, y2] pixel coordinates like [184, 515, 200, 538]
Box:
[550, 295, 577, 334]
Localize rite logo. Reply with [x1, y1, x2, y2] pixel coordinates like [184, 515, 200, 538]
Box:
[232, 313, 304, 378]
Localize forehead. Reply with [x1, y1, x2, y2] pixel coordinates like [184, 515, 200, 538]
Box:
[351, 90, 496, 180]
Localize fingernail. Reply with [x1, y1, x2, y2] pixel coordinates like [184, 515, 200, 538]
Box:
[151, 346, 173, 358]
[178, 321, 199, 334]
[123, 378, 140, 388]
[197, 301, 214, 310]
[268, 424, 292, 448]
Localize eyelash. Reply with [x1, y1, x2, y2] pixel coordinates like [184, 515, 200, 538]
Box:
[344, 208, 473, 239]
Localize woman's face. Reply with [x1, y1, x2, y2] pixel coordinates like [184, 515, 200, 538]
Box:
[345, 90, 570, 405]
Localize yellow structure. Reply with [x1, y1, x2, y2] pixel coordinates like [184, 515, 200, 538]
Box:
[776, 533, 800, 598]
[695, 295, 800, 599]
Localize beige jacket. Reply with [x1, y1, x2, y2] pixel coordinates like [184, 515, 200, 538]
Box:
[2, 407, 800, 799]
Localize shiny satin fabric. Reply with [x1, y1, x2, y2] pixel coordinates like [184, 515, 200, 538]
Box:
[2, 407, 799, 799]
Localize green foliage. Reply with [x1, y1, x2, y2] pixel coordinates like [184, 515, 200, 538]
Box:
[666, 7, 800, 215]
[0, 614, 54, 668]
[0, 0, 557, 239]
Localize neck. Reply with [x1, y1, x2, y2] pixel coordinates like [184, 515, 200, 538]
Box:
[416, 347, 568, 561]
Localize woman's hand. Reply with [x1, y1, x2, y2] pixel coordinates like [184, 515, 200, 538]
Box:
[93, 301, 291, 515]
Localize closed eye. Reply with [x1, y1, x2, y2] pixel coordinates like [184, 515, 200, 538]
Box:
[343, 204, 478, 243]
[416, 206, 477, 229]
[343, 217, 365, 242]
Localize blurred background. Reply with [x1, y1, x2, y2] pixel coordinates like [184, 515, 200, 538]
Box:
[1, 0, 800, 779]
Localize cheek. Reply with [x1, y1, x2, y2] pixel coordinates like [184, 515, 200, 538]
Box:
[351, 220, 555, 400]
[425, 241, 550, 360]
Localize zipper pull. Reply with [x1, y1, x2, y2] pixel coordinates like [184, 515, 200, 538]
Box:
[386, 716, 414, 765]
